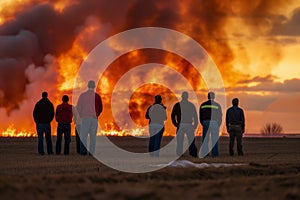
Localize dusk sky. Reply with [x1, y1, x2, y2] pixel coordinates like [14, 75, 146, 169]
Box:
[0, 0, 299, 136]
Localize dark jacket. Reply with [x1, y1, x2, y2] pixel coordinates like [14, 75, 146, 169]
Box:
[226, 106, 245, 132]
[145, 103, 166, 124]
[55, 102, 73, 123]
[171, 101, 198, 128]
[33, 97, 55, 123]
[199, 100, 222, 126]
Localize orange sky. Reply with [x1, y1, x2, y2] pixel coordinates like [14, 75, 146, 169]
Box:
[0, 0, 299, 136]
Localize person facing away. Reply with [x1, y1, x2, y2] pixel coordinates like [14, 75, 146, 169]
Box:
[145, 95, 167, 157]
[199, 91, 222, 157]
[76, 80, 103, 155]
[226, 98, 245, 156]
[33, 91, 55, 155]
[73, 106, 82, 154]
[55, 95, 73, 155]
[171, 91, 198, 157]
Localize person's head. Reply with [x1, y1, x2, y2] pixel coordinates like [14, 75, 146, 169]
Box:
[88, 80, 95, 89]
[62, 95, 69, 102]
[208, 91, 215, 100]
[42, 91, 48, 98]
[232, 98, 239, 106]
[154, 95, 162, 104]
[181, 91, 188, 101]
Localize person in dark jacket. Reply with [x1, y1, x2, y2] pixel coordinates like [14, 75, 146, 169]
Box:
[171, 92, 198, 157]
[76, 80, 103, 155]
[55, 95, 73, 155]
[33, 91, 55, 155]
[226, 98, 245, 156]
[199, 92, 222, 157]
[145, 95, 167, 157]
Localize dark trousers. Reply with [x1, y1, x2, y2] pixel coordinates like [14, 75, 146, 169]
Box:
[229, 125, 243, 156]
[148, 125, 164, 157]
[75, 126, 81, 154]
[36, 123, 53, 155]
[56, 123, 71, 155]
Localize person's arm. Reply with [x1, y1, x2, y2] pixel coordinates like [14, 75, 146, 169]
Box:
[171, 104, 179, 127]
[226, 109, 229, 132]
[145, 106, 151, 119]
[241, 109, 245, 133]
[55, 105, 60, 122]
[192, 105, 198, 129]
[199, 105, 203, 126]
[33, 103, 38, 123]
[97, 94, 103, 116]
[50, 102, 55, 122]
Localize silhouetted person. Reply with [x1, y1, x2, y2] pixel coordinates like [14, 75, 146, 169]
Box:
[76, 80, 103, 155]
[171, 92, 198, 157]
[33, 91, 54, 155]
[73, 106, 82, 154]
[199, 92, 222, 157]
[145, 95, 166, 157]
[55, 95, 73, 155]
[226, 98, 245, 156]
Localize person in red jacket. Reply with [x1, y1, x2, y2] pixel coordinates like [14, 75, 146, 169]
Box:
[76, 80, 103, 155]
[55, 95, 73, 155]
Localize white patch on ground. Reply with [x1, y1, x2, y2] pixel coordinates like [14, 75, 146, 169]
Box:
[155, 160, 245, 168]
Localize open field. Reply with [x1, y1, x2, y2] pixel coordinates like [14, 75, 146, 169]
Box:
[0, 136, 299, 200]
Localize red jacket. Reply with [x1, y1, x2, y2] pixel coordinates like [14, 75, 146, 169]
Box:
[76, 90, 103, 118]
[55, 102, 73, 123]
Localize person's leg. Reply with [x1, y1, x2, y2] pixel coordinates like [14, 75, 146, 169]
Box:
[89, 118, 98, 155]
[236, 128, 243, 156]
[186, 125, 197, 157]
[45, 123, 53, 154]
[211, 121, 220, 157]
[148, 126, 154, 154]
[229, 130, 235, 156]
[200, 121, 209, 158]
[80, 119, 88, 155]
[37, 124, 44, 155]
[75, 126, 81, 154]
[64, 124, 71, 155]
[56, 123, 63, 155]
[176, 126, 184, 156]
[153, 126, 164, 156]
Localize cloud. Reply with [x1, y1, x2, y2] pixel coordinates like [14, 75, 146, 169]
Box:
[229, 75, 300, 93]
[270, 7, 300, 36]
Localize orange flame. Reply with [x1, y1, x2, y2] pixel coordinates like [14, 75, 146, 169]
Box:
[0, 124, 36, 137]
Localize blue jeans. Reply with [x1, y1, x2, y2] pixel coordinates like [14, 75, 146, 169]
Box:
[56, 123, 71, 155]
[176, 123, 198, 157]
[201, 120, 220, 157]
[79, 118, 98, 155]
[36, 123, 53, 155]
[148, 124, 164, 157]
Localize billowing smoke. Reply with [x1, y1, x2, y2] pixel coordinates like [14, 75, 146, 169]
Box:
[0, 0, 296, 133]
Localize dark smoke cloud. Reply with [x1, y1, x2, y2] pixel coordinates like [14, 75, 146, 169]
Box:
[270, 7, 300, 36]
[0, 0, 131, 113]
[0, 0, 297, 114]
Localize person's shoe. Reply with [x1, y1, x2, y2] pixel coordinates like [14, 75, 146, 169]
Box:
[238, 151, 244, 156]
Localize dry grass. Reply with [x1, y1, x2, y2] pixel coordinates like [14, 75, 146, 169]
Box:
[0, 136, 299, 200]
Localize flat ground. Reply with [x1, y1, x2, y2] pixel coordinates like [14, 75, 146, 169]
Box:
[0, 136, 299, 200]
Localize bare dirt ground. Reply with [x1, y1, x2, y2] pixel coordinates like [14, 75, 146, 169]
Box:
[0, 136, 299, 200]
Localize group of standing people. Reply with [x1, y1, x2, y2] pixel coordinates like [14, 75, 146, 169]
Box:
[33, 80, 102, 156]
[146, 91, 245, 158]
[33, 81, 245, 158]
